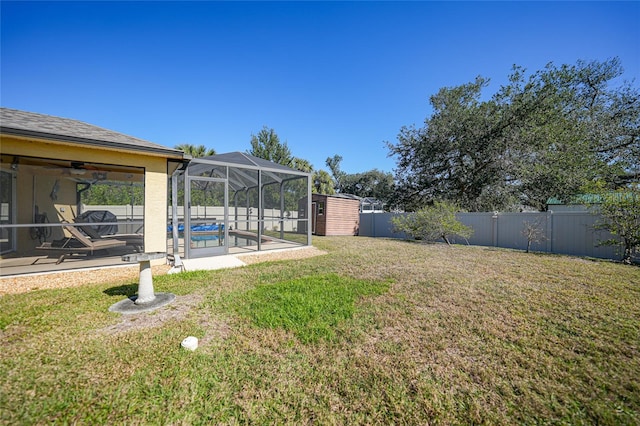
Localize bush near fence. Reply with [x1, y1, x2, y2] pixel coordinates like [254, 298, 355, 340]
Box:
[359, 211, 631, 262]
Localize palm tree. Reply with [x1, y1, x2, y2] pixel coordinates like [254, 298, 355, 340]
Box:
[312, 170, 336, 194]
[175, 144, 216, 158]
[291, 157, 313, 173]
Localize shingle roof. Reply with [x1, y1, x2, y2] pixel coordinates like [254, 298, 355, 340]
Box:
[0, 107, 184, 158]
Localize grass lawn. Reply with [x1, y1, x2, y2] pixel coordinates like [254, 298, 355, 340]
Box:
[1, 237, 639, 425]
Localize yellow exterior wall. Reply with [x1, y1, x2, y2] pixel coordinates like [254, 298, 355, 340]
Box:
[2, 135, 175, 264]
[34, 174, 77, 240]
[143, 163, 168, 255]
[13, 168, 83, 251]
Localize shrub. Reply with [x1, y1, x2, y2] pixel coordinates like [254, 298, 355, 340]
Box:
[391, 201, 473, 245]
[595, 183, 640, 264]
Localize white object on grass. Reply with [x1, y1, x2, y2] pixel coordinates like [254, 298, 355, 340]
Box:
[181, 336, 199, 351]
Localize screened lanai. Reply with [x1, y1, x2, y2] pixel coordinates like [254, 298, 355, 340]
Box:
[169, 152, 312, 259]
[1, 107, 185, 277]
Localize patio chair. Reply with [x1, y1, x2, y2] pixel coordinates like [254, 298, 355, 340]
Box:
[76, 222, 144, 252]
[35, 223, 127, 264]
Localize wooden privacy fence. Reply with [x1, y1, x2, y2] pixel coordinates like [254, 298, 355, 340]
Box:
[359, 211, 626, 261]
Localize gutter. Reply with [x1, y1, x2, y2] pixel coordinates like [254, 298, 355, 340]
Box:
[1, 127, 185, 159]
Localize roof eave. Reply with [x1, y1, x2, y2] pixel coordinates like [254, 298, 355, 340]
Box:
[1, 127, 185, 159]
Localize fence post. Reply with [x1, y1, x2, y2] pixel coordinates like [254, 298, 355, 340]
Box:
[492, 212, 499, 247]
[545, 210, 553, 253]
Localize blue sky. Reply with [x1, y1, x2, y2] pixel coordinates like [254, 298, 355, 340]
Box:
[2, 1, 638, 174]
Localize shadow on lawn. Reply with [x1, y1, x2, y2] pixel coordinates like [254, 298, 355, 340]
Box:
[103, 284, 138, 298]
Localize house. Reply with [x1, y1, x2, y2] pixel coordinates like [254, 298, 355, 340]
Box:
[359, 196, 385, 213]
[1, 108, 312, 276]
[0, 107, 187, 275]
[310, 194, 360, 236]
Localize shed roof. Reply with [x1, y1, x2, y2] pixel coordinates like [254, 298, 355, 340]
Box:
[0, 107, 184, 158]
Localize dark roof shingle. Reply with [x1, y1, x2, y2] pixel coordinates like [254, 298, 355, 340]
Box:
[0, 107, 183, 158]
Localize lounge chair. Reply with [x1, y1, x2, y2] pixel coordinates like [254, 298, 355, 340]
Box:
[76, 222, 144, 252]
[36, 223, 127, 264]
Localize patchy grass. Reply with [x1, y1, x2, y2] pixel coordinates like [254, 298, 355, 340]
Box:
[233, 274, 389, 343]
[1, 237, 639, 425]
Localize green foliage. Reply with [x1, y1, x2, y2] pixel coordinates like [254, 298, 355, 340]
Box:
[312, 169, 335, 194]
[341, 169, 395, 208]
[324, 154, 393, 207]
[595, 184, 640, 264]
[388, 58, 640, 212]
[189, 180, 225, 206]
[175, 144, 216, 158]
[391, 201, 473, 244]
[249, 126, 293, 167]
[290, 156, 313, 173]
[235, 274, 389, 343]
[326, 154, 346, 191]
[80, 182, 144, 205]
[245, 127, 312, 212]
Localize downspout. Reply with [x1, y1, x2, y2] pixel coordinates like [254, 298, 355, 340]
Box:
[76, 182, 92, 215]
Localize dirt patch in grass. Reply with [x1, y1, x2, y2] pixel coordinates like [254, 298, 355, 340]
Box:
[99, 291, 232, 346]
[99, 292, 204, 335]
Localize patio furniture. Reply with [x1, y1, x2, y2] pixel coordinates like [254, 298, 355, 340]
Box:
[76, 222, 143, 252]
[35, 222, 127, 264]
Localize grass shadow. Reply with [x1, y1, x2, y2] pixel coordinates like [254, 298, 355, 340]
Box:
[103, 283, 138, 298]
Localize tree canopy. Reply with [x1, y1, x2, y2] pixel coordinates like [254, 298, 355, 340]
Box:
[312, 170, 335, 195]
[325, 155, 394, 208]
[340, 169, 394, 203]
[175, 144, 216, 158]
[248, 126, 293, 167]
[388, 58, 640, 212]
[326, 154, 346, 193]
[594, 183, 640, 264]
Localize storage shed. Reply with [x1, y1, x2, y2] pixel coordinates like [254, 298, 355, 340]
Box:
[311, 194, 360, 236]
